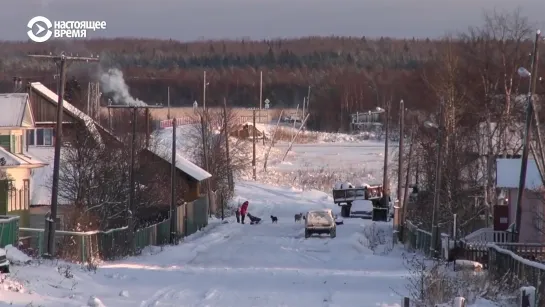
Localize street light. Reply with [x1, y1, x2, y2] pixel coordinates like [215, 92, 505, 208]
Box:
[424, 120, 438, 129]
[518, 67, 531, 78]
[513, 29, 541, 241]
[376, 106, 385, 113]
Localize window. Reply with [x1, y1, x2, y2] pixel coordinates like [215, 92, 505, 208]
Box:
[43, 129, 53, 146]
[0, 135, 10, 151]
[28, 128, 54, 147]
[27, 130, 35, 146]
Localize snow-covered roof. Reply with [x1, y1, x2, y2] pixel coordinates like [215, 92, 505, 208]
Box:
[28, 147, 71, 205]
[496, 158, 542, 190]
[0, 147, 46, 169]
[0, 93, 34, 128]
[148, 147, 212, 181]
[29, 82, 102, 143]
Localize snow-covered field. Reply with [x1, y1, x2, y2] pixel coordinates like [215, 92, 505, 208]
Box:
[1, 126, 500, 307]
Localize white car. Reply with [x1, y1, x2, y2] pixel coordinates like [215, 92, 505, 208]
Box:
[305, 209, 336, 238]
[0, 248, 9, 273]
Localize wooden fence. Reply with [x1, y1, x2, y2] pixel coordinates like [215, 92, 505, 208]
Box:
[403, 220, 545, 306]
[18, 195, 209, 262]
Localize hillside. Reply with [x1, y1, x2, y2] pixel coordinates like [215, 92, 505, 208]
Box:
[0, 9, 541, 132]
[0, 37, 438, 131]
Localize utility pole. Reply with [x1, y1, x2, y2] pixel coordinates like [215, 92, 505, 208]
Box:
[515, 29, 541, 241]
[306, 86, 311, 114]
[382, 101, 390, 208]
[397, 100, 405, 211]
[402, 124, 416, 227]
[252, 109, 257, 181]
[28, 52, 98, 258]
[167, 86, 171, 119]
[430, 99, 445, 257]
[170, 117, 177, 243]
[200, 115, 212, 215]
[107, 104, 163, 253]
[259, 71, 263, 110]
[223, 98, 233, 192]
[203, 71, 207, 110]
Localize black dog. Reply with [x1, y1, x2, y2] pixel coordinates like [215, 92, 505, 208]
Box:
[247, 213, 262, 225]
[270, 215, 278, 223]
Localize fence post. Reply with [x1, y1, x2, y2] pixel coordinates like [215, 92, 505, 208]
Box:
[453, 297, 466, 307]
[81, 236, 86, 263]
[402, 297, 409, 307]
[519, 286, 535, 307]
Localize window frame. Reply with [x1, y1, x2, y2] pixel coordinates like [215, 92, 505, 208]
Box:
[27, 128, 54, 147]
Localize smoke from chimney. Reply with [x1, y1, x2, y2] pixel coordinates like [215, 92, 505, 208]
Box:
[99, 68, 147, 106]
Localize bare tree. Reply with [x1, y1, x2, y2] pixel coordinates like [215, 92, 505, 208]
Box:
[56, 119, 169, 231]
[186, 107, 251, 206]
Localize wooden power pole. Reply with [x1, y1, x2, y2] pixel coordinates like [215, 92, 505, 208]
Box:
[28, 52, 99, 258]
[170, 117, 177, 243]
[397, 100, 405, 209]
[201, 115, 212, 215]
[223, 98, 233, 192]
[252, 109, 257, 181]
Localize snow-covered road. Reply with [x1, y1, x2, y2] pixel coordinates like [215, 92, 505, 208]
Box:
[99, 182, 408, 306]
[2, 181, 409, 306]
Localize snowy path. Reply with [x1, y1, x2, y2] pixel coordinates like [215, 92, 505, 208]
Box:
[2, 181, 409, 306]
[97, 182, 408, 306]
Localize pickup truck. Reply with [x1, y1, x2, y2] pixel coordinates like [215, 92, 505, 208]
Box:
[332, 182, 388, 218]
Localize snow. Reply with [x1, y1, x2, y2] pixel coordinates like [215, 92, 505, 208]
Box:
[0, 181, 413, 307]
[147, 145, 212, 181]
[0, 147, 46, 168]
[351, 199, 374, 217]
[0, 127, 501, 307]
[496, 158, 542, 189]
[4, 244, 31, 264]
[27, 147, 72, 205]
[29, 82, 102, 144]
[454, 260, 484, 271]
[0, 93, 29, 127]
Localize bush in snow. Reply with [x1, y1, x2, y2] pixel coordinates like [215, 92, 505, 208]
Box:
[401, 253, 522, 306]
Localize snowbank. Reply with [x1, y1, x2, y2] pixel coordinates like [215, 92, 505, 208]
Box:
[5, 244, 31, 264]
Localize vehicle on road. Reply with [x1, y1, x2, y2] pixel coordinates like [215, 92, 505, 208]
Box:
[332, 182, 389, 218]
[305, 209, 336, 238]
[0, 248, 10, 273]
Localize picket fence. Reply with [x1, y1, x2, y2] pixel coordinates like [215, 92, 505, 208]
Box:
[18, 196, 209, 262]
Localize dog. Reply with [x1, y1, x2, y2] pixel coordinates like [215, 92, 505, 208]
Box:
[294, 213, 303, 222]
[270, 215, 278, 223]
[248, 213, 262, 225]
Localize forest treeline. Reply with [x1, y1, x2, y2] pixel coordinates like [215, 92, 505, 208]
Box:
[0, 9, 543, 131]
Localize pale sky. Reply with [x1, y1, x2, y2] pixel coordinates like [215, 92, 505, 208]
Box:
[2, 0, 545, 41]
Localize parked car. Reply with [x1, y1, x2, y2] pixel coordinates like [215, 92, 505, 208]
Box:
[305, 209, 336, 238]
[0, 248, 9, 273]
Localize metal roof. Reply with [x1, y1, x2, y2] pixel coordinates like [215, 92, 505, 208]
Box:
[0, 93, 30, 127]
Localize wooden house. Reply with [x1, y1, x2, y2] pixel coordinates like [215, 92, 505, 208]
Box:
[25, 82, 211, 230]
[496, 158, 545, 243]
[0, 93, 47, 226]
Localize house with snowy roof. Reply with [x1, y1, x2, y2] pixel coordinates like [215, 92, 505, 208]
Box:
[0, 93, 47, 226]
[24, 82, 212, 232]
[496, 158, 545, 243]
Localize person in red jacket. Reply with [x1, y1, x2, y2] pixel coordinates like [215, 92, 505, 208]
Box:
[240, 201, 249, 224]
